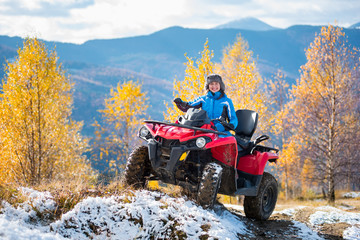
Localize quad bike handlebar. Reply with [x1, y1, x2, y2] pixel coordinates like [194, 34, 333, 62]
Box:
[211, 116, 235, 131]
[250, 134, 279, 154]
[254, 134, 269, 144]
[144, 120, 227, 135]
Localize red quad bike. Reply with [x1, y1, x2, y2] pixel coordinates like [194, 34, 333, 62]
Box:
[124, 108, 279, 220]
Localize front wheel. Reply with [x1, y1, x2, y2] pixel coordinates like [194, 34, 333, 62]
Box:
[123, 146, 151, 189]
[243, 172, 278, 220]
[197, 162, 223, 209]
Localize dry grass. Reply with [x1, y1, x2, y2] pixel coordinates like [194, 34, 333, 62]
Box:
[275, 193, 360, 213]
[2, 177, 359, 217]
[0, 183, 26, 208]
[0, 176, 127, 216]
[147, 181, 184, 198]
[0, 176, 174, 219]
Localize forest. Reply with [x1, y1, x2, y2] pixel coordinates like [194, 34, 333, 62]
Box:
[0, 24, 359, 205]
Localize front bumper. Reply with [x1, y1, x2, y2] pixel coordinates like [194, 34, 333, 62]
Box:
[148, 139, 192, 173]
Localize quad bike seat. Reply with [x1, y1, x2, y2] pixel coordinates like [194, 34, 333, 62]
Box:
[234, 109, 258, 151]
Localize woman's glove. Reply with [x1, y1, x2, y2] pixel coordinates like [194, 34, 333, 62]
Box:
[214, 122, 225, 132]
[215, 120, 235, 132]
[173, 98, 190, 112]
[173, 98, 182, 104]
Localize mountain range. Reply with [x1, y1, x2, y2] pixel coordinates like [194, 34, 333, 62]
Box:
[1, 18, 360, 136]
[214, 17, 279, 31]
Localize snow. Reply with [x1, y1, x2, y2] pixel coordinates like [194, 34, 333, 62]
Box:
[343, 192, 360, 198]
[310, 205, 360, 239]
[1, 187, 57, 230]
[0, 187, 64, 240]
[1, 188, 360, 239]
[210, 162, 223, 175]
[291, 221, 324, 240]
[50, 190, 251, 239]
[309, 206, 360, 225]
[1, 188, 250, 240]
[343, 226, 360, 240]
[274, 206, 306, 216]
[0, 216, 64, 240]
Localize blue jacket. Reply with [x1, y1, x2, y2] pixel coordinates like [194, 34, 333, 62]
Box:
[188, 91, 238, 132]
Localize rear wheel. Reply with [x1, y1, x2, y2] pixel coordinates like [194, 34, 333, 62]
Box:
[124, 146, 151, 189]
[244, 172, 278, 220]
[197, 162, 223, 209]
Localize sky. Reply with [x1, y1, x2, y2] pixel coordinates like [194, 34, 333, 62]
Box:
[0, 0, 359, 44]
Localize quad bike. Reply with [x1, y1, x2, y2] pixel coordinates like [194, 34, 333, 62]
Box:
[124, 108, 279, 220]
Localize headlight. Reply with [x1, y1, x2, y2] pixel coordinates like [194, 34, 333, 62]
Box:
[139, 127, 150, 138]
[196, 137, 207, 148]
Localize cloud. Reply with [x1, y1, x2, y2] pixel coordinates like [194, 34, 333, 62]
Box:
[0, 0, 359, 43]
[189, 0, 360, 28]
[247, 0, 360, 27]
[66, 0, 189, 40]
[0, 0, 94, 17]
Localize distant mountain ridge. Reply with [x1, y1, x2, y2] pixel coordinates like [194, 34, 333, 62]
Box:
[350, 22, 360, 29]
[214, 17, 279, 31]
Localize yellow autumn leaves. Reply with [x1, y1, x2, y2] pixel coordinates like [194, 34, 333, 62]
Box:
[283, 25, 360, 202]
[92, 81, 148, 174]
[165, 35, 270, 134]
[1, 24, 359, 198]
[0, 38, 91, 185]
[162, 25, 360, 201]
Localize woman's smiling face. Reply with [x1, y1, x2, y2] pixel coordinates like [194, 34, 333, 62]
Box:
[209, 81, 220, 93]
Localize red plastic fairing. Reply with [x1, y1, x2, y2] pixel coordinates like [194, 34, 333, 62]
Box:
[144, 123, 217, 142]
[206, 137, 238, 167]
[236, 151, 278, 175]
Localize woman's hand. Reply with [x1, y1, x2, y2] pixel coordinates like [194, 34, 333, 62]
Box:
[213, 118, 235, 132]
[173, 98, 190, 112]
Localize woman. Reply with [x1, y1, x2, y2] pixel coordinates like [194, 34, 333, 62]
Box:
[174, 74, 237, 136]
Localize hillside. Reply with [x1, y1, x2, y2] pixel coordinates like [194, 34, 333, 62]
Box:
[350, 22, 360, 29]
[1, 187, 359, 239]
[68, 65, 172, 134]
[1, 25, 360, 136]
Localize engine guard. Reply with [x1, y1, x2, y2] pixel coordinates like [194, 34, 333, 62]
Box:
[148, 139, 189, 173]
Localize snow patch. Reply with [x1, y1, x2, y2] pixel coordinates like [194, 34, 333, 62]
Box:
[274, 206, 306, 216]
[50, 190, 250, 239]
[2, 187, 359, 239]
[0, 187, 63, 239]
[343, 225, 360, 240]
[0, 216, 64, 240]
[291, 221, 324, 240]
[309, 207, 360, 225]
[343, 192, 360, 198]
[310, 206, 360, 239]
[1, 187, 56, 230]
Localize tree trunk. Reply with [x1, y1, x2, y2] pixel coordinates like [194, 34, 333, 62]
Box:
[328, 169, 335, 203]
[327, 81, 336, 203]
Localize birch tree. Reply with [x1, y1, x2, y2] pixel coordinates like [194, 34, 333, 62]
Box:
[0, 38, 91, 185]
[92, 80, 148, 174]
[289, 25, 360, 202]
[164, 39, 214, 121]
[215, 34, 270, 132]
